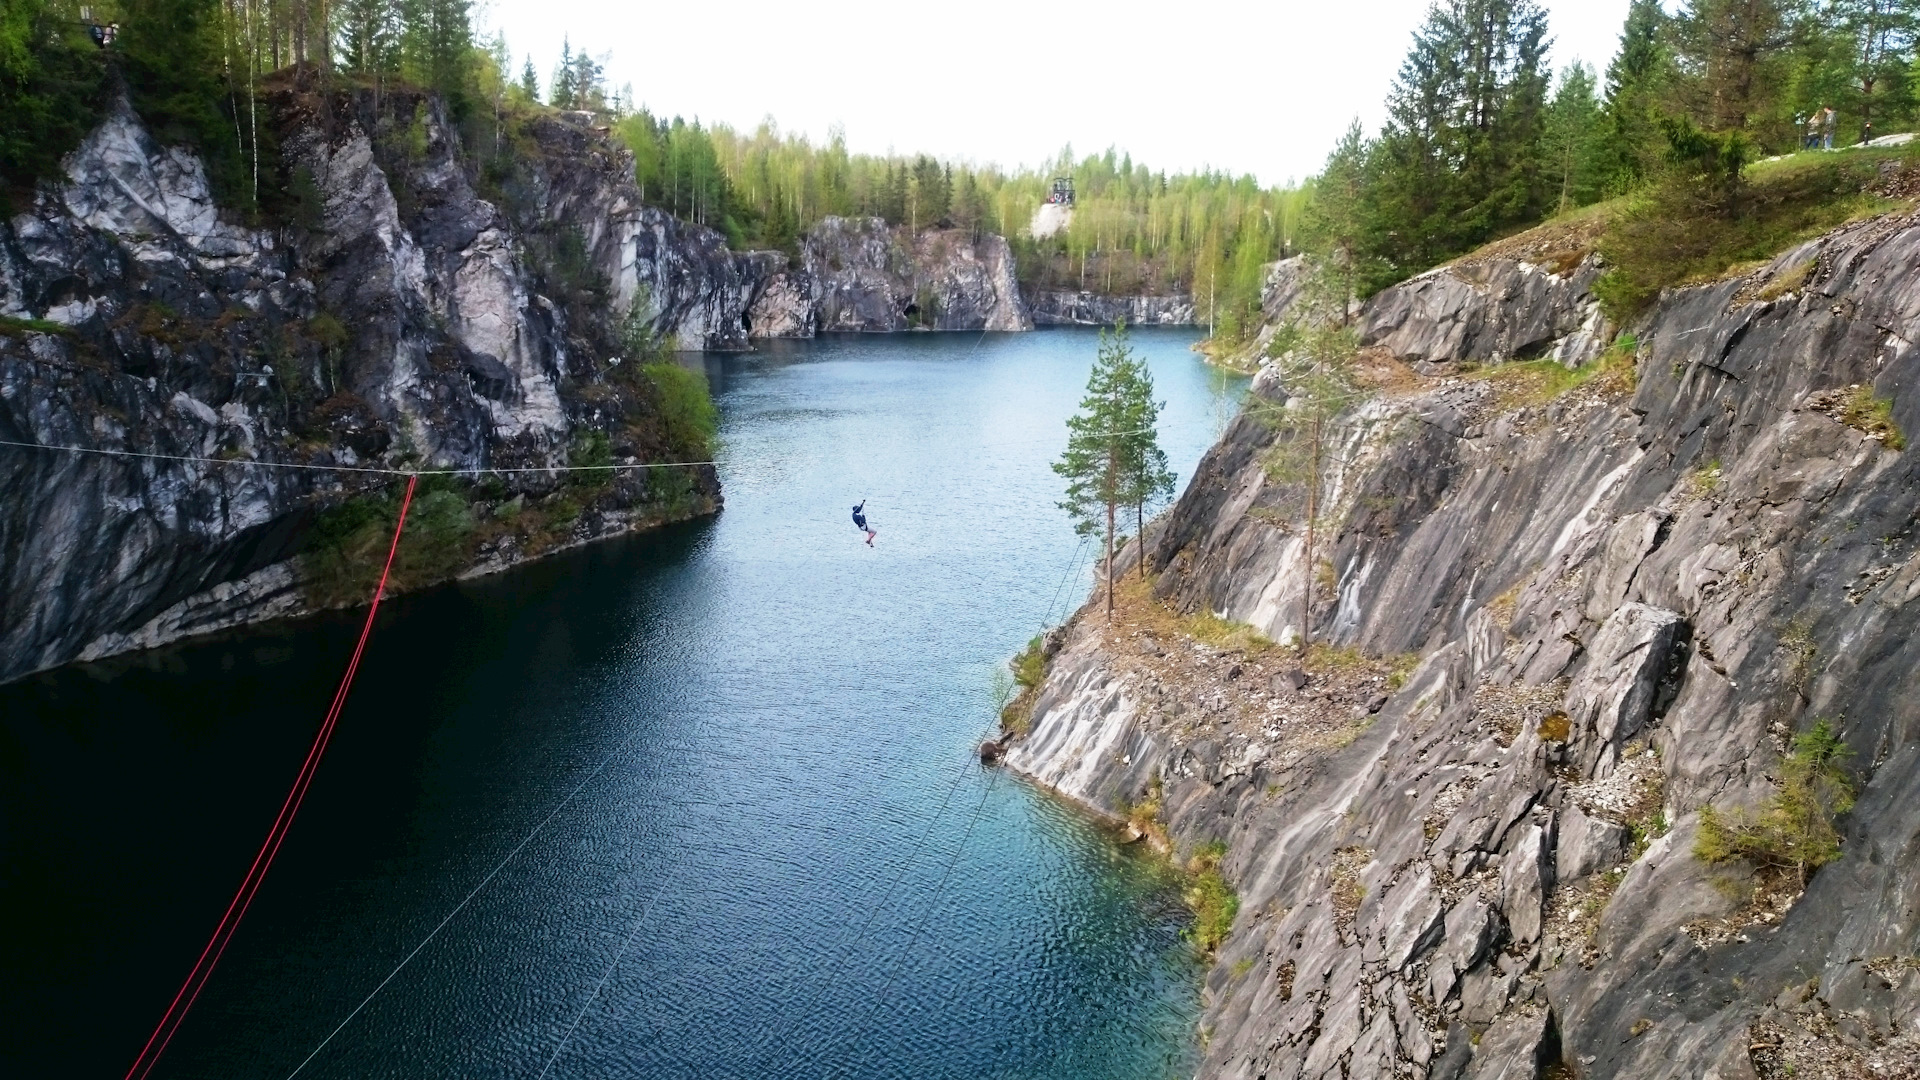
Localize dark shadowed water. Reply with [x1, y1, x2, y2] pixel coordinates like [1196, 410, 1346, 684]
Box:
[0, 327, 1245, 1079]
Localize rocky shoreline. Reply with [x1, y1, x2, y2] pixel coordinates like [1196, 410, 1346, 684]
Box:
[1003, 218, 1920, 1078]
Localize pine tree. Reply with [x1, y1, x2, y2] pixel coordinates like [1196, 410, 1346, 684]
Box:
[1304, 121, 1373, 322]
[1253, 320, 1358, 651]
[1545, 62, 1605, 211]
[1830, 0, 1920, 142]
[1670, 0, 1802, 138]
[568, 46, 602, 111]
[549, 38, 575, 108]
[1600, 0, 1671, 192]
[1115, 332, 1176, 580]
[337, 0, 397, 73]
[1363, 0, 1553, 286]
[1055, 326, 1141, 621]
[518, 55, 538, 101]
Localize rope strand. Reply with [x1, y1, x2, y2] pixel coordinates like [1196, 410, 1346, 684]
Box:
[124, 475, 418, 1080]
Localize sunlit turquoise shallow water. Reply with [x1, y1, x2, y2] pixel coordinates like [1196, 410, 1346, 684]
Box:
[0, 328, 1245, 1079]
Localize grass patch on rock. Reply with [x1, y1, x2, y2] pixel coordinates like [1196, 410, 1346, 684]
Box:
[1596, 149, 1907, 321]
[1839, 386, 1907, 450]
[1466, 333, 1639, 413]
[1183, 610, 1275, 654]
[1183, 839, 1240, 955]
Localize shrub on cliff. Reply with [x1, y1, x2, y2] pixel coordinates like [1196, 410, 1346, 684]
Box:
[1695, 719, 1856, 886]
[302, 481, 476, 607]
[1595, 146, 1901, 320]
[1184, 840, 1239, 954]
[0, 0, 106, 208]
[643, 362, 718, 461]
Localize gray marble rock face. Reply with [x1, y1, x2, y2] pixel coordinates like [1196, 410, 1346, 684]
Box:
[750, 216, 1032, 335]
[1006, 212, 1920, 1077]
[0, 95, 755, 682]
[1360, 257, 1611, 369]
[1026, 290, 1196, 327]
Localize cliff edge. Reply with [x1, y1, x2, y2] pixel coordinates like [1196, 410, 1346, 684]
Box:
[1007, 218, 1920, 1078]
[0, 89, 752, 683]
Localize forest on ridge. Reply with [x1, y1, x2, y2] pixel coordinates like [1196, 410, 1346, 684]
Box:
[6, 0, 1920, 342]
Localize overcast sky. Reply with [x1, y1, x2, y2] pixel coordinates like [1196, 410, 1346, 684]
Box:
[479, 0, 1633, 186]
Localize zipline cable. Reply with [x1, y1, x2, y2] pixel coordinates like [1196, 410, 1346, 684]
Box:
[0, 438, 715, 477]
[124, 474, 418, 1080]
[566, 530, 1095, 1070]
[839, 767, 1005, 1080]
[1, 420, 1205, 480]
[283, 723, 657, 1079]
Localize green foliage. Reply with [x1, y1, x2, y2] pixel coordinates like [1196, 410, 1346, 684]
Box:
[1011, 636, 1046, 690]
[1597, 0, 1674, 195]
[1183, 840, 1239, 954]
[121, 0, 255, 210]
[1668, 0, 1800, 137]
[0, 0, 107, 207]
[1546, 62, 1610, 212]
[1053, 324, 1175, 609]
[1251, 307, 1360, 649]
[301, 479, 475, 607]
[614, 111, 737, 231]
[1055, 324, 1147, 539]
[1596, 148, 1898, 318]
[644, 465, 700, 516]
[1696, 719, 1856, 885]
[643, 361, 717, 460]
[1354, 0, 1554, 290]
[568, 428, 612, 490]
[680, 121, 1305, 302]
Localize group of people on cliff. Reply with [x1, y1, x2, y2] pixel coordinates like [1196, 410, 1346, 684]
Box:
[1801, 105, 1841, 150]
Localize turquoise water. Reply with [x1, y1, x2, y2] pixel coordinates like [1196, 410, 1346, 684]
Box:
[0, 327, 1245, 1078]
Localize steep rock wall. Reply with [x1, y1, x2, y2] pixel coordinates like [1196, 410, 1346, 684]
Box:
[1027, 290, 1197, 327]
[1234, 255, 1609, 373]
[747, 216, 1032, 335]
[1007, 213, 1920, 1078]
[0, 94, 747, 683]
[1359, 256, 1611, 370]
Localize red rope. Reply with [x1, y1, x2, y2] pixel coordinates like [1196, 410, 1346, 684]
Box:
[125, 475, 419, 1080]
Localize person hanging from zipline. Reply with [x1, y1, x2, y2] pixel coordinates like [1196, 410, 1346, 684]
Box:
[852, 500, 876, 546]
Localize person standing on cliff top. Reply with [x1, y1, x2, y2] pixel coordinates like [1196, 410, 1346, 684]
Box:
[852, 501, 875, 546]
[1821, 105, 1837, 150]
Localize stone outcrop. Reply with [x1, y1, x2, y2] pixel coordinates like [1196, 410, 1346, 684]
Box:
[1026, 290, 1196, 327]
[1234, 254, 1610, 372]
[0, 90, 750, 683]
[748, 216, 1031, 335]
[1006, 211, 1920, 1077]
[1360, 256, 1611, 370]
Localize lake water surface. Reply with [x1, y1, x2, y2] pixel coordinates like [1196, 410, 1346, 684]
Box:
[0, 327, 1245, 1079]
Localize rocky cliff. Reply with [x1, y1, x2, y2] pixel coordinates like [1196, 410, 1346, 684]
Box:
[0, 88, 764, 684]
[1006, 217, 1920, 1078]
[747, 216, 1032, 335]
[1027, 289, 1197, 327]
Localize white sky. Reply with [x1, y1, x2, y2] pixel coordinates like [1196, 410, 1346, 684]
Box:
[479, 0, 1632, 187]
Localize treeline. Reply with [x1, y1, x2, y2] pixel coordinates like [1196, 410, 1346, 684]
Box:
[0, 0, 535, 212]
[1306, 0, 1920, 300]
[599, 116, 1310, 338]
